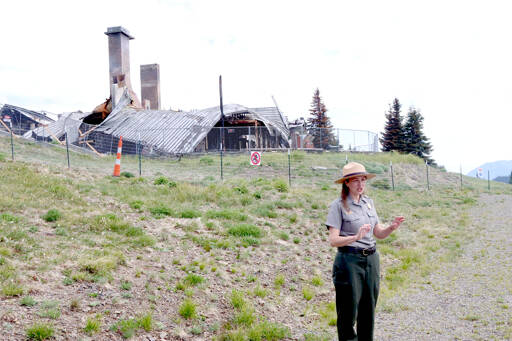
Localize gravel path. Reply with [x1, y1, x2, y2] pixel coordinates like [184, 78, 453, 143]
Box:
[375, 193, 512, 340]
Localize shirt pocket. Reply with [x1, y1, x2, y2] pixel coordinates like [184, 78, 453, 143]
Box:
[367, 211, 377, 226]
[341, 214, 362, 235]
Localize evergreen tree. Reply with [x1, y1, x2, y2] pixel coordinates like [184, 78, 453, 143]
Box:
[380, 98, 405, 152]
[307, 88, 334, 149]
[509, 170, 512, 184]
[402, 107, 433, 163]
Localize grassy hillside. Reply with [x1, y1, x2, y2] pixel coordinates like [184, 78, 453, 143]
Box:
[1, 135, 511, 340]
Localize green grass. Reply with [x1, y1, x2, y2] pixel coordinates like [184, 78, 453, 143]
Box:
[20, 295, 37, 306]
[2, 281, 24, 296]
[183, 273, 205, 286]
[109, 313, 153, 338]
[230, 289, 247, 310]
[42, 209, 61, 222]
[1, 137, 509, 340]
[26, 322, 54, 340]
[227, 224, 264, 238]
[84, 315, 102, 335]
[179, 298, 197, 319]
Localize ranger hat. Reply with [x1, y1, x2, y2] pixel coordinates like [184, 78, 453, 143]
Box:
[334, 162, 376, 184]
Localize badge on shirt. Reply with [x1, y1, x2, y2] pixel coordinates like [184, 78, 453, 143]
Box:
[367, 203, 372, 210]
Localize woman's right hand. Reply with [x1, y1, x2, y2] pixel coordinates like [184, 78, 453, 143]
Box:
[356, 224, 372, 240]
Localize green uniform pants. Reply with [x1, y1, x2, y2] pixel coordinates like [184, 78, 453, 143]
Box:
[332, 251, 380, 341]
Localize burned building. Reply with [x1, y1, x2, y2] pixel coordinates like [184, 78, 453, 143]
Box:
[80, 90, 289, 155]
[75, 26, 289, 155]
[0, 103, 54, 136]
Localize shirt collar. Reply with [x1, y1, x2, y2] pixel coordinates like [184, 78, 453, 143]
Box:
[348, 194, 368, 206]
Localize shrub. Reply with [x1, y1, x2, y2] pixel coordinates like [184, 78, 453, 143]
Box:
[129, 200, 144, 210]
[42, 209, 61, 222]
[149, 205, 174, 218]
[120, 171, 135, 178]
[26, 322, 54, 340]
[233, 184, 249, 194]
[179, 209, 201, 219]
[273, 179, 288, 193]
[0, 213, 19, 223]
[153, 176, 168, 185]
[20, 296, 37, 306]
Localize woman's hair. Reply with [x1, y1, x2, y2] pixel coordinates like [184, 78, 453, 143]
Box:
[341, 182, 350, 212]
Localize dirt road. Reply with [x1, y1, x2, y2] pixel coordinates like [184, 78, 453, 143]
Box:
[375, 194, 512, 340]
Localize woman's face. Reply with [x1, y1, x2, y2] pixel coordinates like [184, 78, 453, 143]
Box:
[346, 175, 367, 197]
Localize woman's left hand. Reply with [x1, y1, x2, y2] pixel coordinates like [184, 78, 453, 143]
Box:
[389, 216, 405, 231]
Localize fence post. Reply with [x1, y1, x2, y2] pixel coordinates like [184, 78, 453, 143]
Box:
[390, 161, 395, 191]
[10, 122, 14, 160]
[65, 132, 70, 169]
[460, 165, 463, 190]
[488, 170, 490, 191]
[426, 161, 430, 190]
[220, 128, 224, 181]
[138, 132, 142, 176]
[288, 147, 291, 187]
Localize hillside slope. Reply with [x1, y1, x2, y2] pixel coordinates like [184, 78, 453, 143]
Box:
[0, 141, 511, 340]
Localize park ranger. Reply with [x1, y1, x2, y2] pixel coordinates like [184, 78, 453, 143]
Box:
[326, 162, 404, 341]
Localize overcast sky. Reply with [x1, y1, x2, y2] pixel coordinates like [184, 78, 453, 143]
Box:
[1, 0, 511, 174]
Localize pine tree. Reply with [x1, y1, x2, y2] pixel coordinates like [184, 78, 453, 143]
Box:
[380, 98, 405, 152]
[402, 107, 433, 163]
[509, 170, 512, 185]
[307, 88, 334, 149]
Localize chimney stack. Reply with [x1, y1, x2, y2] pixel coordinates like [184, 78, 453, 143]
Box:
[140, 64, 161, 110]
[105, 26, 140, 107]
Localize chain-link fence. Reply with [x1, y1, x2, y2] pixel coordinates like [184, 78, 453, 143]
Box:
[2, 126, 491, 193]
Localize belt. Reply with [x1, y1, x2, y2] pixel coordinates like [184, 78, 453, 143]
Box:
[338, 246, 376, 256]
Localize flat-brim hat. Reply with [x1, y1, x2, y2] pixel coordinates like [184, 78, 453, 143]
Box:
[334, 162, 376, 184]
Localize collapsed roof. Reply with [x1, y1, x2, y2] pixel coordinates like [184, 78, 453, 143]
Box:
[82, 90, 290, 154]
[0, 104, 54, 135]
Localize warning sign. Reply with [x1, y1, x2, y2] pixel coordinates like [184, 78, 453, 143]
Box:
[250, 151, 261, 166]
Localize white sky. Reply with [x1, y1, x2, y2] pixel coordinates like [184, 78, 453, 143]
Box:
[1, 0, 511, 174]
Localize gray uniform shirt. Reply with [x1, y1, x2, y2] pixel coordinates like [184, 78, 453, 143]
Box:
[325, 195, 379, 249]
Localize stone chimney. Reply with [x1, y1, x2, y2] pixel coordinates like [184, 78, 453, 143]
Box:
[140, 64, 161, 110]
[105, 26, 140, 107]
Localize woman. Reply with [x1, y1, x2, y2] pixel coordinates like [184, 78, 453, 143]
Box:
[325, 162, 404, 341]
